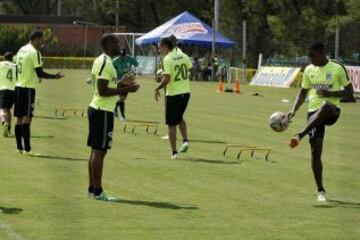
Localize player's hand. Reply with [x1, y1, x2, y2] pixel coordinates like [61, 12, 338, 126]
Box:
[287, 110, 295, 120]
[121, 73, 136, 86]
[154, 89, 161, 101]
[125, 83, 140, 93]
[54, 71, 64, 79]
[317, 89, 332, 97]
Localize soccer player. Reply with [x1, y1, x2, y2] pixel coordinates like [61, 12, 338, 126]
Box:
[0, 52, 16, 137]
[155, 37, 193, 159]
[288, 42, 354, 202]
[15, 30, 63, 155]
[87, 33, 139, 201]
[113, 48, 139, 121]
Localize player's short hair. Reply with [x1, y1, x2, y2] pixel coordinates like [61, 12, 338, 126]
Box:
[159, 37, 174, 50]
[100, 33, 117, 49]
[309, 42, 325, 51]
[30, 30, 44, 41]
[169, 34, 178, 46]
[3, 52, 13, 61]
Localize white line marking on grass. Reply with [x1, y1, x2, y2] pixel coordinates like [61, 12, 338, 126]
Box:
[0, 222, 25, 240]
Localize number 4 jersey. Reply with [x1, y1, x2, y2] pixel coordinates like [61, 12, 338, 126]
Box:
[163, 49, 192, 96]
[0, 61, 16, 91]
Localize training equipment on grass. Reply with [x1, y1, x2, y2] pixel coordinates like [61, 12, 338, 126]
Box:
[269, 112, 289, 132]
[216, 80, 224, 93]
[223, 144, 272, 161]
[123, 122, 159, 135]
[55, 108, 84, 117]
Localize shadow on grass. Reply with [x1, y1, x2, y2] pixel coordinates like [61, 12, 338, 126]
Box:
[32, 135, 54, 139]
[181, 157, 240, 165]
[106, 199, 198, 210]
[312, 199, 360, 209]
[189, 139, 228, 144]
[34, 115, 68, 121]
[28, 154, 87, 162]
[0, 207, 23, 214]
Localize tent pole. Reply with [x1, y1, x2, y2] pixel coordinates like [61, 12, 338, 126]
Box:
[211, 19, 216, 81]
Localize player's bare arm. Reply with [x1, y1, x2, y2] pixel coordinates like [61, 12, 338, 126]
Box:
[98, 79, 139, 97]
[288, 88, 309, 119]
[317, 83, 354, 98]
[154, 74, 170, 101]
[35, 67, 63, 79]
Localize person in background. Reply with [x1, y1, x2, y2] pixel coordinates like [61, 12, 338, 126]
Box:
[155, 37, 193, 159]
[192, 57, 201, 81]
[113, 48, 139, 121]
[0, 52, 16, 137]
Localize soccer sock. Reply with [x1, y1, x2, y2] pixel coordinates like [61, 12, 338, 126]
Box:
[22, 124, 31, 152]
[88, 186, 94, 194]
[93, 187, 103, 196]
[183, 138, 188, 143]
[15, 124, 23, 150]
[119, 101, 125, 118]
[318, 187, 325, 192]
[172, 150, 178, 155]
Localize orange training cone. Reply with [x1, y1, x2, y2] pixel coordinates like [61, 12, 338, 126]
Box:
[217, 80, 224, 93]
[233, 78, 241, 94]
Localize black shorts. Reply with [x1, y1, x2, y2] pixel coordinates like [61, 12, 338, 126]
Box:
[165, 93, 190, 126]
[14, 87, 35, 118]
[87, 107, 114, 150]
[308, 107, 341, 141]
[0, 90, 15, 109]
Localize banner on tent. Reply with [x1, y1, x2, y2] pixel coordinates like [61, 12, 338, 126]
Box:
[250, 66, 301, 88]
[345, 66, 360, 93]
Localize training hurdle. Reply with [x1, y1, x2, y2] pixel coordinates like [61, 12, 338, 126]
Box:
[123, 122, 159, 135]
[54, 108, 84, 117]
[223, 144, 272, 161]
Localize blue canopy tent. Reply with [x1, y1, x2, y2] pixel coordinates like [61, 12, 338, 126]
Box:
[135, 11, 234, 48]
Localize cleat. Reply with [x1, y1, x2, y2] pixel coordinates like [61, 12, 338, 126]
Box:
[289, 135, 301, 149]
[94, 192, 118, 202]
[2, 123, 10, 137]
[317, 190, 327, 202]
[171, 153, 178, 159]
[15, 149, 24, 154]
[23, 151, 41, 157]
[120, 117, 126, 122]
[179, 141, 189, 153]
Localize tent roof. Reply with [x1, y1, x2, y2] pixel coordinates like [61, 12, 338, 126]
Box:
[135, 11, 234, 48]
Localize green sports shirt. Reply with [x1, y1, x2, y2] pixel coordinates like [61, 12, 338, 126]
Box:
[302, 60, 351, 112]
[163, 49, 192, 96]
[90, 53, 118, 112]
[0, 61, 16, 91]
[112, 55, 138, 80]
[15, 43, 42, 89]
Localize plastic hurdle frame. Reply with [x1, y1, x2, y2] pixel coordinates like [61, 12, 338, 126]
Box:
[54, 108, 85, 117]
[123, 122, 159, 135]
[223, 144, 272, 161]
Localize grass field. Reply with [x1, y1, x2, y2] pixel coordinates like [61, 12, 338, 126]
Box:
[0, 69, 359, 240]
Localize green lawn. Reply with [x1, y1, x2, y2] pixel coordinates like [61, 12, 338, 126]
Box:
[0, 69, 359, 240]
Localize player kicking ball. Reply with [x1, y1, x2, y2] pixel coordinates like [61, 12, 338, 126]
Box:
[288, 42, 354, 202]
[15, 30, 63, 155]
[155, 37, 193, 159]
[87, 33, 139, 201]
[0, 52, 16, 137]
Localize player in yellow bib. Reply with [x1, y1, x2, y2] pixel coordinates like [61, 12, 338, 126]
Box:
[155, 37, 193, 159]
[288, 42, 354, 201]
[87, 33, 139, 201]
[14, 30, 63, 155]
[0, 52, 16, 137]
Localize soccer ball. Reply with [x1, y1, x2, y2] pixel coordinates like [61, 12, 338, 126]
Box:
[269, 112, 289, 132]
